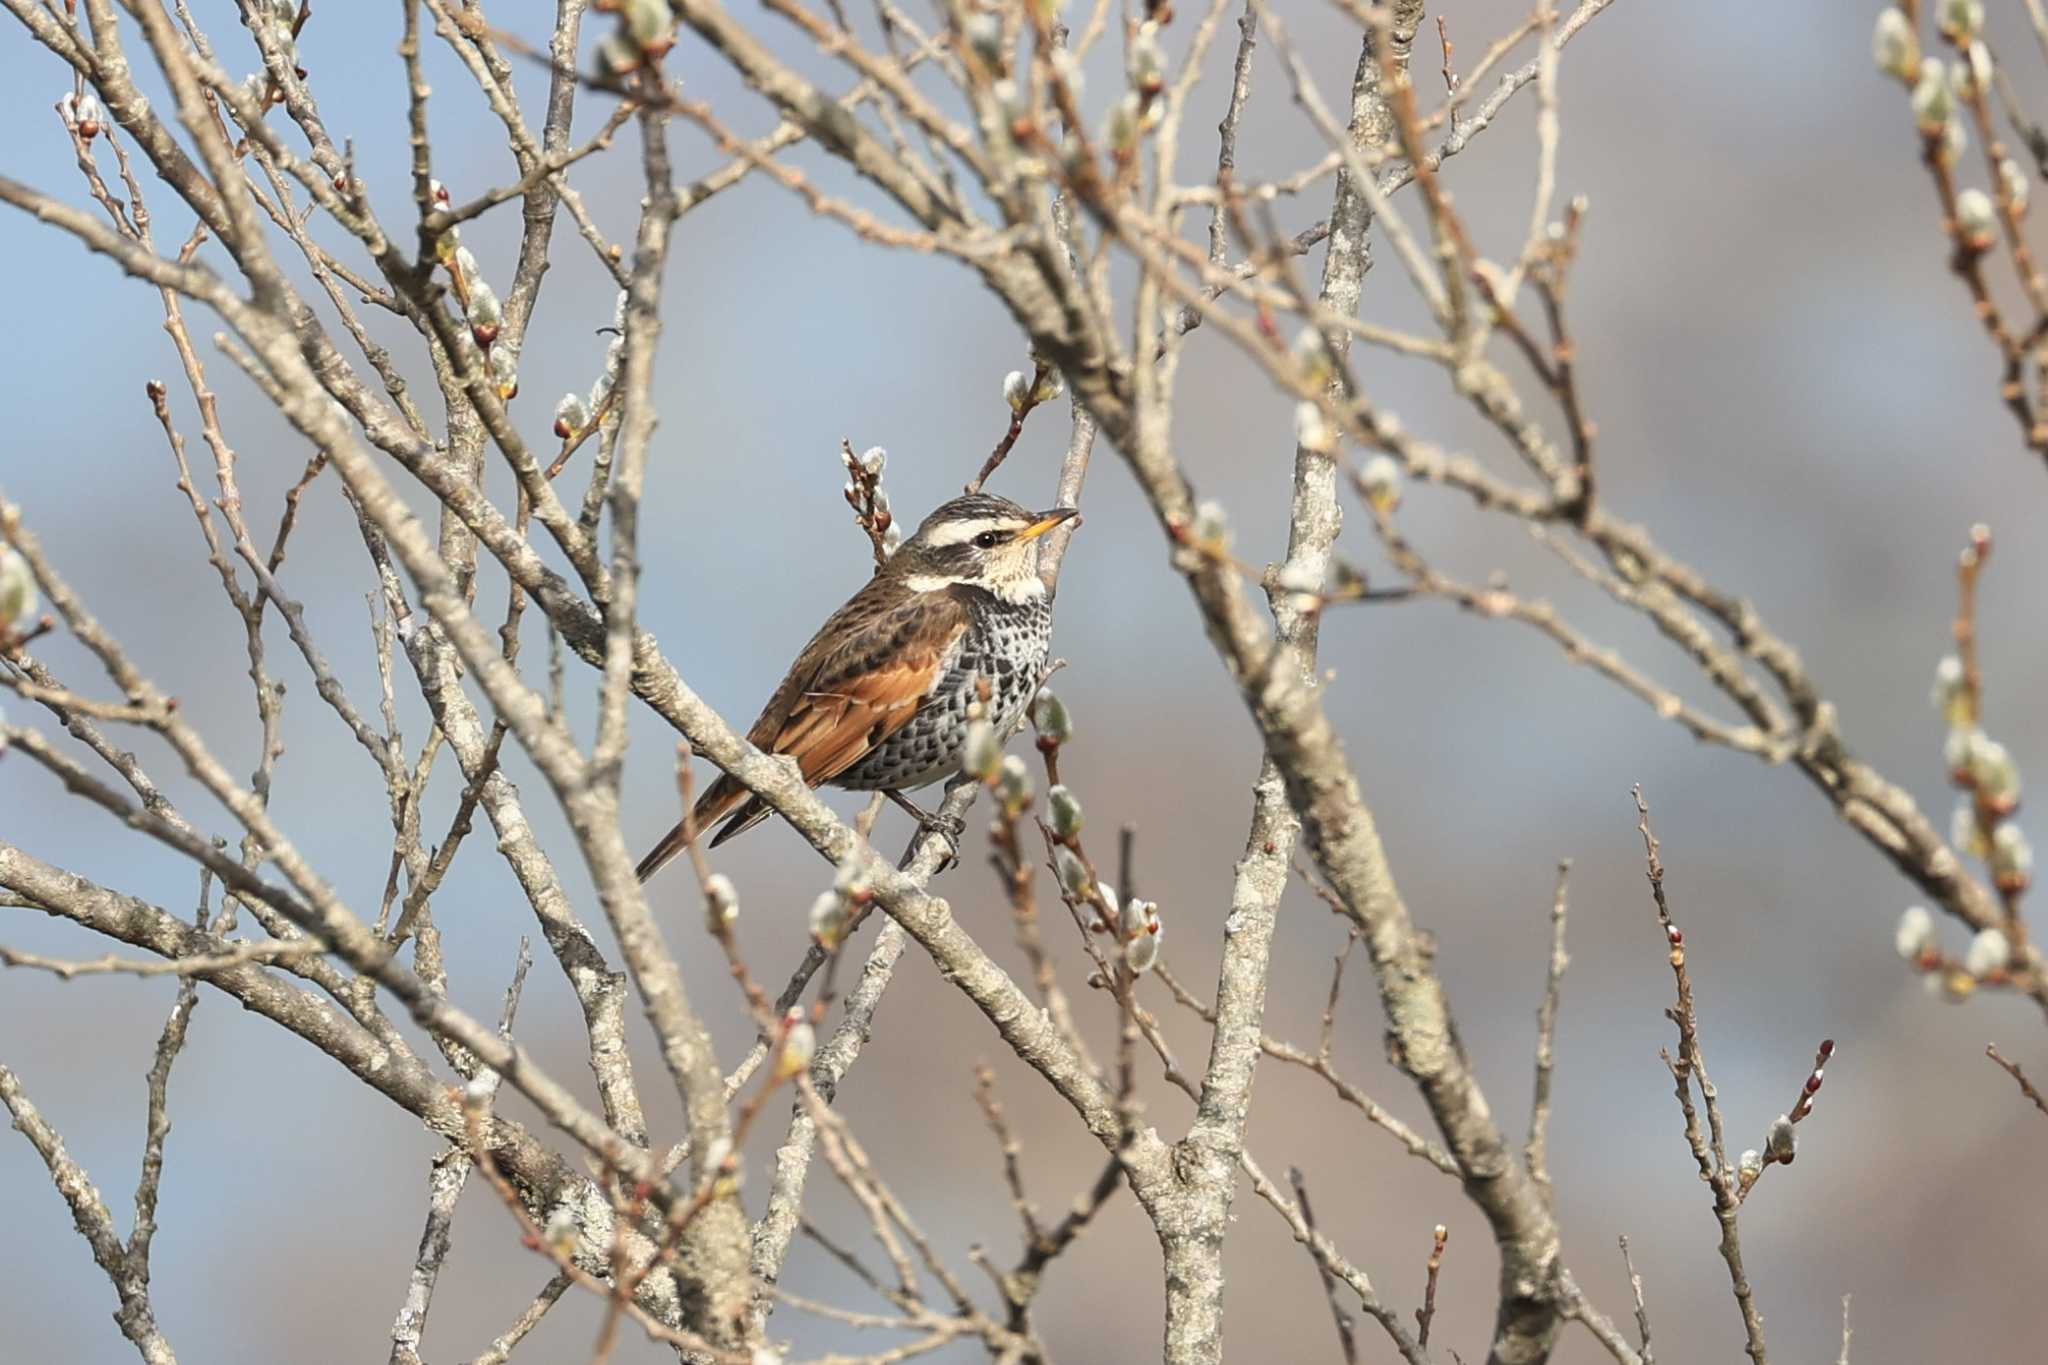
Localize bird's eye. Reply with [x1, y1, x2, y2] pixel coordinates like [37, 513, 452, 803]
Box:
[973, 530, 1004, 549]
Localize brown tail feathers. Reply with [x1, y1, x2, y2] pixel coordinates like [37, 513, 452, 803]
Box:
[633, 775, 774, 883]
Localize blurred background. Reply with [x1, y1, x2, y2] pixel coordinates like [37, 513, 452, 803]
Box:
[4, 1, 2046, 1361]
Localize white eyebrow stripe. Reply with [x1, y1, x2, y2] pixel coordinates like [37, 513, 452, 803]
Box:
[924, 517, 1020, 547]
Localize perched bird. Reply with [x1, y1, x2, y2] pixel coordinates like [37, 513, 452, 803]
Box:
[635, 492, 1077, 882]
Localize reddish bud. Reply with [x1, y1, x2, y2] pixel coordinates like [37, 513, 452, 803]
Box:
[1818, 1038, 1836, 1058]
[1804, 1073, 1823, 1095]
[1666, 925, 1683, 946]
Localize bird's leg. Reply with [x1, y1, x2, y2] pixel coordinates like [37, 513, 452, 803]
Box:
[886, 788, 964, 866]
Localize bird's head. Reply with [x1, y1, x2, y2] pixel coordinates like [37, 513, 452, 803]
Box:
[889, 494, 1078, 600]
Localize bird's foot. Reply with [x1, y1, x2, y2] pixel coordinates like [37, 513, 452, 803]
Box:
[886, 789, 964, 869]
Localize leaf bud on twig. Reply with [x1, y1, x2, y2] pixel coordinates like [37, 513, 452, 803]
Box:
[1294, 400, 1337, 454]
[1054, 845, 1091, 899]
[997, 754, 1034, 815]
[2001, 158, 2030, 216]
[1872, 8, 1918, 80]
[1123, 897, 1162, 974]
[1955, 187, 1997, 250]
[1361, 454, 1403, 511]
[554, 392, 589, 439]
[809, 889, 849, 948]
[1911, 58, 1952, 133]
[775, 1014, 815, 1080]
[962, 718, 1002, 781]
[1895, 905, 1934, 960]
[1047, 784, 1084, 840]
[1031, 688, 1073, 744]
[704, 873, 739, 930]
[1764, 1114, 1797, 1163]
[1965, 925, 2010, 977]
[0, 547, 37, 633]
[1002, 369, 1031, 412]
[1939, 0, 1984, 41]
[1990, 822, 2032, 888]
[467, 280, 503, 349]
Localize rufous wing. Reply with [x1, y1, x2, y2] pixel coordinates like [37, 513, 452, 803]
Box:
[635, 584, 968, 879]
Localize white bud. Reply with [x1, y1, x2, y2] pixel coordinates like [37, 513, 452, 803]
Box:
[464, 1074, 495, 1106]
[1104, 92, 1143, 153]
[1120, 895, 1153, 939]
[1764, 1115, 1797, 1162]
[859, 445, 886, 477]
[1964, 40, 1993, 95]
[1275, 561, 1323, 595]
[1054, 845, 1091, 898]
[1952, 799, 1991, 859]
[871, 488, 892, 523]
[1940, 0, 1985, 40]
[1047, 784, 1084, 840]
[1895, 904, 1934, 960]
[1931, 654, 1966, 713]
[2001, 158, 2029, 216]
[1945, 724, 1980, 775]
[467, 279, 503, 330]
[1956, 187, 1998, 249]
[1002, 369, 1031, 412]
[832, 847, 872, 898]
[997, 754, 1034, 812]
[1361, 454, 1403, 510]
[704, 873, 738, 927]
[1049, 49, 1084, 97]
[1738, 1148, 1763, 1181]
[1991, 822, 2033, 878]
[553, 392, 589, 438]
[1095, 882, 1120, 923]
[1127, 20, 1165, 95]
[1031, 688, 1073, 744]
[1292, 326, 1334, 384]
[1912, 57, 1953, 133]
[543, 1205, 578, 1250]
[881, 522, 904, 556]
[0, 547, 36, 632]
[1031, 368, 1064, 404]
[990, 79, 1027, 132]
[1966, 733, 2021, 804]
[1873, 8, 1918, 79]
[962, 718, 1002, 781]
[488, 342, 518, 397]
[1949, 58, 1977, 102]
[1965, 925, 2010, 977]
[1943, 114, 1968, 166]
[808, 889, 849, 947]
[777, 1017, 816, 1078]
[1191, 498, 1229, 545]
[1294, 400, 1336, 453]
[1125, 900, 1162, 974]
[72, 92, 105, 139]
[623, 0, 676, 49]
[453, 245, 480, 280]
[963, 11, 1002, 67]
